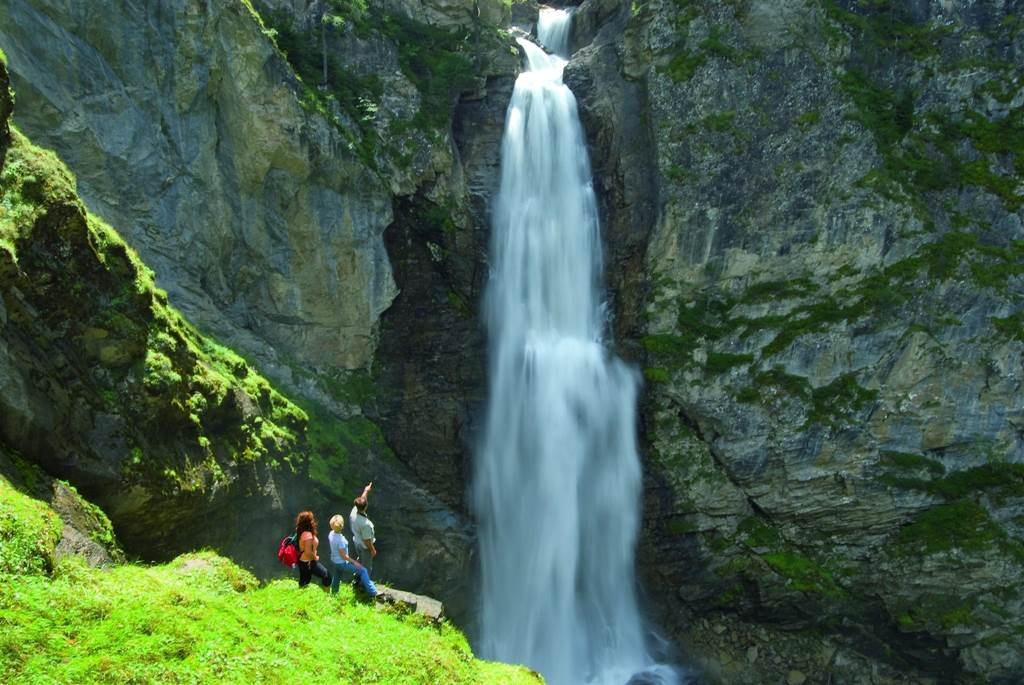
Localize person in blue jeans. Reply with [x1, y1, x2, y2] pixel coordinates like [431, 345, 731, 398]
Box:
[328, 514, 378, 596]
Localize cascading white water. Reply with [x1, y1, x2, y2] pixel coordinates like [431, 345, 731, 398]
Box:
[475, 9, 679, 685]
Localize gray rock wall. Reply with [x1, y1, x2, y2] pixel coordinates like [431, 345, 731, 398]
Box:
[568, 0, 1024, 682]
[0, 0, 397, 374]
[0, 0, 519, 620]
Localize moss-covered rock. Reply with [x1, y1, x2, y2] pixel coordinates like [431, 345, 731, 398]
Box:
[0, 57, 309, 572]
[572, 0, 1024, 681]
[0, 470, 62, 575]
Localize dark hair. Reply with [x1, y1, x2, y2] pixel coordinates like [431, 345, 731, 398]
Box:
[295, 510, 317, 537]
[354, 496, 367, 512]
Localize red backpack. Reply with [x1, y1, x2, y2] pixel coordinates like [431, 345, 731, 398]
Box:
[278, 533, 299, 567]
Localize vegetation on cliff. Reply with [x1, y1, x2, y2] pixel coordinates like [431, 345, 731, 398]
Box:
[0, 553, 538, 684]
[0, 121, 308, 491]
[0, 475, 536, 685]
[621, 0, 1024, 680]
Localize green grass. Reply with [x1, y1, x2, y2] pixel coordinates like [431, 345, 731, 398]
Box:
[0, 474, 63, 575]
[0, 552, 539, 684]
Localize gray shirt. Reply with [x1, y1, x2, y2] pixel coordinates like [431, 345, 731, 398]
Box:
[349, 506, 375, 548]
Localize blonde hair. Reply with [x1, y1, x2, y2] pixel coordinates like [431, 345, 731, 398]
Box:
[329, 514, 345, 532]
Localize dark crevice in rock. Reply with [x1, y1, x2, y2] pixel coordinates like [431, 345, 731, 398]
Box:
[374, 192, 487, 513]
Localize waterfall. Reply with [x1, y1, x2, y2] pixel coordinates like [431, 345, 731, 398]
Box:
[474, 9, 680, 685]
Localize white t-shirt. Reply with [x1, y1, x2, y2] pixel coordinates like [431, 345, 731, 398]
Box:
[349, 506, 375, 548]
[328, 530, 349, 564]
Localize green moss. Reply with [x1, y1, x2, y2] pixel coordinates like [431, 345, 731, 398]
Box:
[759, 296, 855, 356]
[896, 594, 979, 632]
[705, 351, 754, 374]
[55, 480, 121, 555]
[0, 475, 63, 575]
[317, 368, 377, 406]
[732, 517, 848, 599]
[880, 462, 1024, 506]
[644, 367, 671, 383]
[372, 14, 476, 134]
[755, 366, 811, 398]
[807, 373, 878, 429]
[0, 128, 78, 259]
[992, 312, 1024, 342]
[1, 115, 308, 494]
[306, 410, 393, 497]
[879, 451, 946, 475]
[892, 500, 1023, 561]
[745, 233, 1021, 356]
[667, 516, 698, 535]
[737, 516, 783, 549]
[260, 3, 383, 166]
[0, 552, 539, 683]
[734, 365, 810, 405]
[822, 1, 951, 60]
[823, 2, 1024, 210]
[661, 48, 707, 83]
[642, 333, 694, 367]
[794, 110, 822, 129]
[762, 552, 846, 598]
[700, 111, 737, 134]
[740, 277, 819, 305]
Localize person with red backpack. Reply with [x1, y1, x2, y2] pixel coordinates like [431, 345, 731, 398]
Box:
[294, 510, 330, 589]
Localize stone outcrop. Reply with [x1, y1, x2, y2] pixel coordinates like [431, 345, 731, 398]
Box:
[0, 446, 125, 569]
[567, 0, 1024, 682]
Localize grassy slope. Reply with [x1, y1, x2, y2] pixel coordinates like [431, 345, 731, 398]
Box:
[0, 472, 62, 576]
[0, 551, 539, 684]
[0, 56, 536, 685]
[0, 474, 538, 685]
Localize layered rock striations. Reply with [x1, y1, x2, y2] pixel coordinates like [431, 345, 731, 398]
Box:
[6, 0, 1024, 680]
[0, 55, 309, 568]
[567, 0, 1024, 682]
[0, 0, 395, 374]
[0, 0, 523, 614]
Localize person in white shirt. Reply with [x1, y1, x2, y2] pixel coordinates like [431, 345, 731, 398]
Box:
[349, 481, 377, 577]
[327, 514, 377, 596]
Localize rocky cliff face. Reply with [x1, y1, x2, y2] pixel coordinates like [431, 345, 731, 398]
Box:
[0, 0, 395, 374]
[0, 54, 309, 568]
[567, 0, 1024, 682]
[0, 0, 524, 617]
[5, 0, 1024, 680]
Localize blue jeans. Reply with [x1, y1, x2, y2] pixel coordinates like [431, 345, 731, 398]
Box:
[331, 560, 377, 596]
